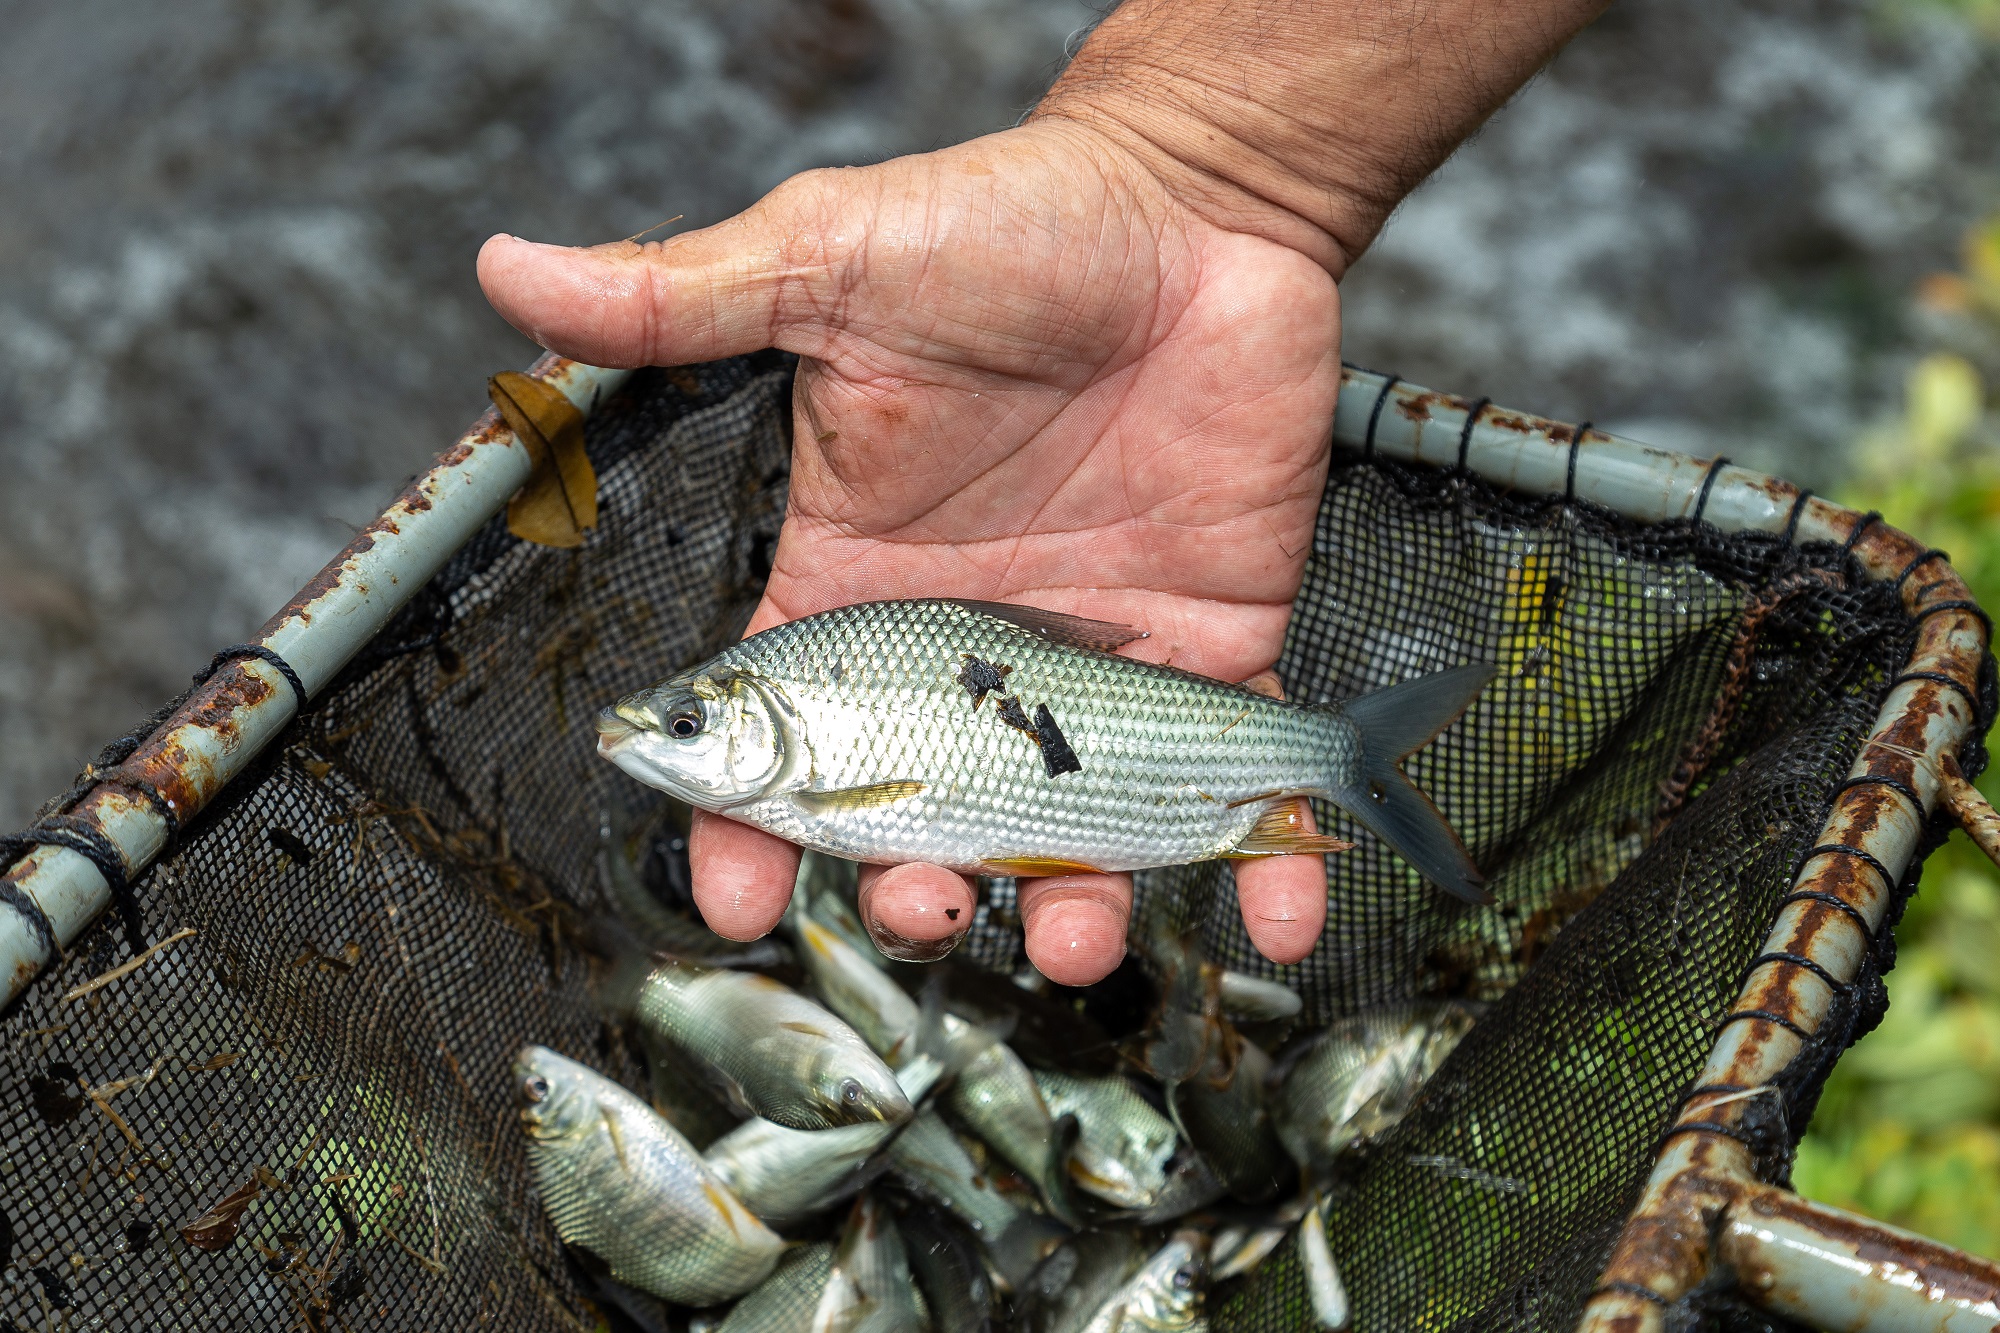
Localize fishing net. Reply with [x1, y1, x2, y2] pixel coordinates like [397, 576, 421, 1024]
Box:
[0, 353, 1986, 1332]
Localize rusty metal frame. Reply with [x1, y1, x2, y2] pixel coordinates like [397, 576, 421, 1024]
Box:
[1333, 369, 1996, 1333]
[0, 355, 630, 1006]
[2, 358, 1989, 1327]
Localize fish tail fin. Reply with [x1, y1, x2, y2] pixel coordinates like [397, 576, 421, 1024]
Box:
[1327, 663, 1494, 905]
[1040, 1113, 1084, 1227]
[993, 1212, 1068, 1291]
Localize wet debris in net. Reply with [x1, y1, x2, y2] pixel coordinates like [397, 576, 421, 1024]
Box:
[180, 1176, 263, 1250]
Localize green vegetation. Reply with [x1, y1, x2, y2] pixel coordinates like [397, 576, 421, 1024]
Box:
[1791, 214, 2000, 1257]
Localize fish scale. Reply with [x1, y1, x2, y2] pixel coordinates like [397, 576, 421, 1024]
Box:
[713, 601, 1339, 871]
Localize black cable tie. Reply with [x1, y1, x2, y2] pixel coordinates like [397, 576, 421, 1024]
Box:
[1801, 842, 1896, 894]
[1914, 598, 1994, 644]
[1835, 773, 1924, 815]
[21, 821, 144, 956]
[1691, 456, 1732, 524]
[1745, 950, 1853, 996]
[1781, 490, 1813, 544]
[1842, 510, 1882, 553]
[0, 859, 60, 960]
[1776, 890, 1877, 947]
[1590, 1281, 1668, 1308]
[1685, 1082, 1752, 1100]
[1719, 1007, 1813, 1041]
[1894, 548, 1949, 591]
[1658, 1120, 1760, 1151]
[1892, 669, 1981, 718]
[1363, 375, 1401, 458]
[1456, 397, 1492, 470]
[1565, 421, 1593, 502]
[206, 644, 310, 714]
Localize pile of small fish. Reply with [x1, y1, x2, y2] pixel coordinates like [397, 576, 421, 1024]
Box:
[515, 831, 1479, 1333]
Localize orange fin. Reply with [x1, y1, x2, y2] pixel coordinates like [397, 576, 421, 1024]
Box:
[947, 599, 1148, 653]
[1230, 799, 1356, 858]
[979, 855, 1109, 878]
[795, 780, 927, 813]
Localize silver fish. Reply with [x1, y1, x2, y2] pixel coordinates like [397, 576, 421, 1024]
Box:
[1033, 1070, 1177, 1210]
[1270, 1000, 1480, 1173]
[1298, 1196, 1350, 1330]
[716, 1243, 835, 1333]
[898, 1197, 995, 1333]
[514, 1045, 782, 1306]
[943, 1023, 1077, 1221]
[1168, 1030, 1291, 1204]
[597, 599, 1492, 901]
[704, 1056, 944, 1224]
[1217, 971, 1303, 1023]
[886, 1108, 1065, 1289]
[636, 957, 911, 1131]
[1077, 1230, 1209, 1333]
[789, 913, 928, 1068]
[794, 852, 885, 969]
[813, 1194, 925, 1333]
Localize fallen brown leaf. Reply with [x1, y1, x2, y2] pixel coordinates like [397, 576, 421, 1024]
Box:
[180, 1176, 262, 1250]
[490, 371, 596, 548]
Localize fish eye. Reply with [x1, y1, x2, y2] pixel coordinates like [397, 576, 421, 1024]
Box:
[522, 1075, 550, 1103]
[667, 711, 703, 739]
[1171, 1267, 1195, 1289]
[839, 1078, 864, 1106]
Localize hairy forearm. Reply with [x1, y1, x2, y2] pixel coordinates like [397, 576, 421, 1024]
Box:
[1035, 0, 1608, 274]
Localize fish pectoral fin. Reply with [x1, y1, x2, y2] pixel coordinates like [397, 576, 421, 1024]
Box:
[794, 781, 928, 813]
[946, 599, 1148, 652]
[979, 856, 1109, 878]
[1230, 799, 1357, 858]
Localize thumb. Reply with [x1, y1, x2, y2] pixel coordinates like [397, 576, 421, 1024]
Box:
[477, 170, 863, 368]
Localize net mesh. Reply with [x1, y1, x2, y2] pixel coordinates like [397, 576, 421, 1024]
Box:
[0, 355, 1983, 1332]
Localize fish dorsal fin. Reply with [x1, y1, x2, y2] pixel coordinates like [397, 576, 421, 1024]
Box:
[794, 780, 927, 813]
[946, 600, 1148, 652]
[1232, 798, 1357, 857]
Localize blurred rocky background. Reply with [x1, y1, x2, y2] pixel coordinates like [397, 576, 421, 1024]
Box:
[4, 0, 2000, 1263]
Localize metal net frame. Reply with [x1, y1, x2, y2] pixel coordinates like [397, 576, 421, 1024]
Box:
[0, 353, 1992, 1332]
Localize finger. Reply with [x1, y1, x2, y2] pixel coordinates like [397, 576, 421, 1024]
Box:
[1235, 841, 1329, 964]
[1231, 669, 1328, 963]
[1017, 873, 1133, 987]
[476, 169, 861, 369]
[687, 809, 802, 941]
[1240, 670, 1284, 699]
[857, 863, 979, 963]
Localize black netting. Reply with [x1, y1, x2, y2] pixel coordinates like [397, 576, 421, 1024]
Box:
[0, 357, 1981, 1331]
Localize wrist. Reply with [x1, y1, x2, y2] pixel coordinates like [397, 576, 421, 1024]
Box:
[1034, 0, 1608, 277]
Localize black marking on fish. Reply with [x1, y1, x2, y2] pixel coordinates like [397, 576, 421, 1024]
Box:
[957, 655, 1012, 709]
[996, 696, 1037, 736]
[1032, 705, 1082, 777]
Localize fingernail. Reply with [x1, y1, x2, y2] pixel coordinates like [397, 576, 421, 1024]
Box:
[865, 918, 969, 963]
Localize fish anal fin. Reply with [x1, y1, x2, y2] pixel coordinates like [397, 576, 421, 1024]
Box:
[979, 855, 1108, 878]
[1231, 798, 1357, 858]
[947, 599, 1148, 652]
[795, 781, 927, 813]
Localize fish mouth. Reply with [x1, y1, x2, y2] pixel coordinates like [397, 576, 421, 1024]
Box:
[595, 706, 637, 748]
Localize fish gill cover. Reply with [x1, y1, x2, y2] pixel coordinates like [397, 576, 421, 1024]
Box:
[0, 354, 1974, 1331]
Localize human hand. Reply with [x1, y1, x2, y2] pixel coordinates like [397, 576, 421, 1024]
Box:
[479, 118, 1338, 984]
[478, 0, 1605, 984]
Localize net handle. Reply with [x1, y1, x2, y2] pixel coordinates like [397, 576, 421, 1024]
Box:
[0, 358, 633, 1009]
